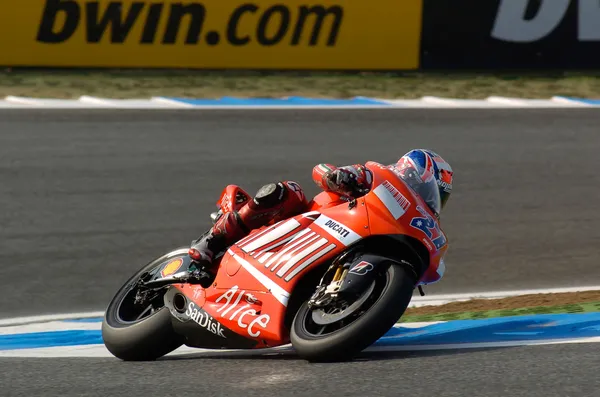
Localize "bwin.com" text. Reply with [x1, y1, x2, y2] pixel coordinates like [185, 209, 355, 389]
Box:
[37, 0, 344, 46]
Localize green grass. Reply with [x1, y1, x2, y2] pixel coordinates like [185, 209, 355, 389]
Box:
[399, 301, 600, 323]
[2, 69, 600, 99]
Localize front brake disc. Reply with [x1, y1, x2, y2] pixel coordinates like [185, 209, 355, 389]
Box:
[310, 280, 376, 325]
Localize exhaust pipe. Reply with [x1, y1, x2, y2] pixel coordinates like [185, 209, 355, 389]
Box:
[173, 293, 187, 313]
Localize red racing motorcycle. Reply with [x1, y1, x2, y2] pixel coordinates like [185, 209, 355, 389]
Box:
[101, 161, 448, 362]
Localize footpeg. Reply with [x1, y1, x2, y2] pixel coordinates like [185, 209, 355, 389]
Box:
[187, 269, 213, 284]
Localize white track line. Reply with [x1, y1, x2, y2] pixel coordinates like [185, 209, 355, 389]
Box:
[410, 285, 600, 307]
[149, 97, 201, 108]
[485, 96, 530, 106]
[0, 321, 102, 335]
[551, 96, 593, 106]
[420, 96, 462, 106]
[4, 96, 41, 105]
[2, 336, 600, 358]
[366, 336, 600, 352]
[78, 95, 113, 106]
[2, 285, 599, 326]
[0, 97, 597, 109]
[149, 104, 394, 110]
[0, 319, 443, 336]
[0, 311, 105, 326]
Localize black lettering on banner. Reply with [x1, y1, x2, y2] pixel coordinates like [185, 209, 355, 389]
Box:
[291, 6, 343, 46]
[227, 4, 257, 45]
[421, 0, 600, 69]
[162, 3, 206, 44]
[35, 0, 344, 48]
[86, 2, 144, 43]
[257, 5, 290, 46]
[37, 0, 80, 43]
[141, 3, 164, 44]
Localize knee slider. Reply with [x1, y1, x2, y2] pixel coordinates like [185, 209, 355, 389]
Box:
[254, 182, 286, 208]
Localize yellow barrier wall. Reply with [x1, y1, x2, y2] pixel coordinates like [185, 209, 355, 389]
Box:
[0, 0, 422, 69]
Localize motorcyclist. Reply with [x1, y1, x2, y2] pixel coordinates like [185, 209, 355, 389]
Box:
[188, 149, 453, 276]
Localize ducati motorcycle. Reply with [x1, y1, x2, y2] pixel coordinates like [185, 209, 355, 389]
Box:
[101, 161, 448, 362]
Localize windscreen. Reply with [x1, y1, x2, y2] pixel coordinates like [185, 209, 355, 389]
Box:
[389, 158, 442, 216]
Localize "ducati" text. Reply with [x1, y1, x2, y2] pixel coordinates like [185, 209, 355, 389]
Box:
[324, 219, 350, 238]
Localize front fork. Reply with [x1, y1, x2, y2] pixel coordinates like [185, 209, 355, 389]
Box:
[307, 248, 361, 309]
[308, 249, 427, 309]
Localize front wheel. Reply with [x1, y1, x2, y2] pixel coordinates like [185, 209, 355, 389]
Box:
[290, 262, 415, 362]
[101, 248, 189, 361]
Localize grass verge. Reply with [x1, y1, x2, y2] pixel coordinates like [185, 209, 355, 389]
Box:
[2, 69, 600, 99]
[399, 301, 600, 323]
[398, 290, 600, 323]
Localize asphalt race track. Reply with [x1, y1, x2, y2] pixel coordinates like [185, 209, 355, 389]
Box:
[2, 344, 600, 397]
[2, 108, 600, 396]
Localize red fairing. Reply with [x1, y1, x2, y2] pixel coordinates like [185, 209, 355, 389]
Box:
[173, 161, 448, 349]
[306, 191, 346, 212]
[364, 162, 448, 285]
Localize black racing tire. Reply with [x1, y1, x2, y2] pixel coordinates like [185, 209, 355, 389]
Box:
[290, 262, 415, 363]
[101, 248, 188, 361]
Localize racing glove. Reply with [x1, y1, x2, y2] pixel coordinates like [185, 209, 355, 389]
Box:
[316, 164, 372, 198]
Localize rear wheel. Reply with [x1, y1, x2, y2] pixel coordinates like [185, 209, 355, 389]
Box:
[101, 248, 188, 361]
[290, 262, 415, 362]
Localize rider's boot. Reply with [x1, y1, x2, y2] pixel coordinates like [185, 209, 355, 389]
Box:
[188, 183, 294, 275]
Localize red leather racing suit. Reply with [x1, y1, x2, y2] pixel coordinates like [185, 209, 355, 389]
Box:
[200, 163, 372, 266]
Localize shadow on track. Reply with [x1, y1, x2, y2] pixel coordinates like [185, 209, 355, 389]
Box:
[353, 347, 512, 361]
[159, 346, 517, 363]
